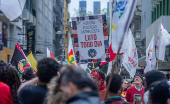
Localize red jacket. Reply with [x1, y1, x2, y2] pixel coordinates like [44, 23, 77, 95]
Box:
[125, 86, 145, 104]
[0, 82, 13, 104]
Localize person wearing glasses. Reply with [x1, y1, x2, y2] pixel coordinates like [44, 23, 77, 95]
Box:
[121, 79, 128, 101]
[125, 73, 145, 104]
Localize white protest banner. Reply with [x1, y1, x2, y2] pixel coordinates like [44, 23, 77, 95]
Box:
[145, 35, 156, 73]
[111, 0, 137, 54]
[156, 23, 170, 60]
[122, 29, 138, 77]
[71, 15, 110, 63]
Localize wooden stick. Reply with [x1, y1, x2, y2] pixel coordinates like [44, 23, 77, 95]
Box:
[104, 48, 121, 100]
[93, 63, 94, 68]
[116, 63, 118, 73]
[119, 63, 123, 75]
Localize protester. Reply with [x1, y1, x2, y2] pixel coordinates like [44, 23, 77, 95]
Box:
[91, 69, 106, 101]
[0, 82, 13, 104]
[58, 66, 102, 104]
[104, 74, 130, 104]
[125, 73, 145, 104]
[0, 62, 21, 104]
[121, 79, 128, 101]
[144, 70, 167, 104]
[149, 80, 170, 104]
[43, 76, 64, 104]
[118, 87, 123, 97]
[129, 80, 134, 87]
[22, 67, 35, 83]
[18, 58, 61, 104]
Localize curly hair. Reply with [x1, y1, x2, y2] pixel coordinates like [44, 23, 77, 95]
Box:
[91, 69, 105, 80]
[22, 67, 35, 80]
[106, 73, 123, 93]
[37, 58, 61, 83]
[43, 76, 65, 104]
[0, 65, 21, 104]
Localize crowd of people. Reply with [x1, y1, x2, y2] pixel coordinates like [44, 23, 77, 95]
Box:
[0, 58, 170, 104]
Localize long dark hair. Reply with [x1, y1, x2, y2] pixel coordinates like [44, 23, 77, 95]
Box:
[0, 65, 21, 104]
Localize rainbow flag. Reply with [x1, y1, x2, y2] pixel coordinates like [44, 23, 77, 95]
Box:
[68, 37, 77, 66]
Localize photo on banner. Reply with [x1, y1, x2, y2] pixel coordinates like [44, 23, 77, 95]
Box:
[71, 15, 110, 64]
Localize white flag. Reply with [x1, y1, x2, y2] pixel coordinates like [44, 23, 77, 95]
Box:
[111, 0, 137, 54]
[156, 23, 170, 60]
[145, 35, 156, 73]
[122, 29, 138, 77]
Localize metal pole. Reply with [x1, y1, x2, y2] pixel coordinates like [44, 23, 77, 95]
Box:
[157, 58, 158, 70]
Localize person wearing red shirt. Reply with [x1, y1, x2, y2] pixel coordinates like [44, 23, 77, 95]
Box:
[0, 82, 13, 104]
[125, 73, 145, 104]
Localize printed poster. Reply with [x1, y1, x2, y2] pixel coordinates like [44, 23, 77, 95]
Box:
[71, 15, 110, 63]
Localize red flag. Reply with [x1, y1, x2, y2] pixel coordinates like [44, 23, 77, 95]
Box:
[47, 48, 57, 61]
[100, 43, 123, 66]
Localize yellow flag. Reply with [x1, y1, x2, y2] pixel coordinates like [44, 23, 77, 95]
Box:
[27, 52, 37, 72]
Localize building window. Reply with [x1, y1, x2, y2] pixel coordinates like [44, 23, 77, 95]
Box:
[2, 23, 8, 47]
[93, 1, 101, 15]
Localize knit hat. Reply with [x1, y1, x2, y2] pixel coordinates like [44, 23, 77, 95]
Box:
[134, 73, 143, 80]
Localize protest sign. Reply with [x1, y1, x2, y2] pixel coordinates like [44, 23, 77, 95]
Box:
[71, 15, 110, 63]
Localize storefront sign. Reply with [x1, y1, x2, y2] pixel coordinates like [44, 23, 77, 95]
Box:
[27, 29, 35, 53]
[158, 62, 170, 70]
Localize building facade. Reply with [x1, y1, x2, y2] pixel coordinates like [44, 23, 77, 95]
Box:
[53, 0, 65, 61]
[0, 0, 65, 62]
[139, 0, 170, 78]
[0, 14, 23, 62]
[64, 0, 71, 61]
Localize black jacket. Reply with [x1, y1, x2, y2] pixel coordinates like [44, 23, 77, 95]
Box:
[66, 90, 102, 104]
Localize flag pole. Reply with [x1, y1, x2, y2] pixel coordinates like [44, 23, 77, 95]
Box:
[157, 58, 158, 70]
[104, 47, 121, 100]
[119, 63, 123, 75]
[107, 0, 113, 75]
